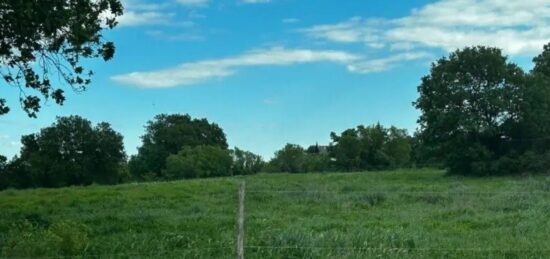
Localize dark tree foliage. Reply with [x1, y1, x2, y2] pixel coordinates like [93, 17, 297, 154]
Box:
[306, 144, 320, 154]
[303, 152, 331, 172]
[0, 155, 7, 189]
[0, 156, 32, 189]
[0, 155, 6, 170]
[129, 114, 228, 180]
[415, 45, 550, 175]
[266, 144, 307, 173]
[164, 145, 232, 179]
[231, 147, 264, 175]
[0, 0, 123, 117]
[330, 124, 412, 171]
[0, 116, 126, 189]
[266, 143, 331, 173]
[410, 130, 444, 168]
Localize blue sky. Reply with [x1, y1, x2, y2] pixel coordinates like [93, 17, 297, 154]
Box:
[1, 0, 549, 159]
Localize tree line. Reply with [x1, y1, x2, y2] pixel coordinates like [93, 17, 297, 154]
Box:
[0, 114, 264, 190]
[2, 43, 550, 190]
[0, 113, 417, 190]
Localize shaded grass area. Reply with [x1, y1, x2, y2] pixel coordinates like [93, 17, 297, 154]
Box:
[0, 169, 549, 258]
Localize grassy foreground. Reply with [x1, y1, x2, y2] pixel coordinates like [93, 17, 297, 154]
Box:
[1, 169, 549, 258]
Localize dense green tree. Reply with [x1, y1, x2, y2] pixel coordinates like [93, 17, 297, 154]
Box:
[164, 146, 232, 179]
[0, 155, 7, 189]
[231, 148, 264, 175]
[2, 116, 126, 189]
[303, 152, 331, 172]
[519, 43, 550, 151]
[0, 0, 123, 117]
[357, 124, 391, 170]
[410, 130, 444, 168]
[267, 144, 307, 173]
[0, 155, 6, 171]
[267, 144, 332, 173]
[414, 46, 526, 175]
[330, 130, 361, 171]
[384, 127, 412, 168]
[330, 124, 411, 171]
[129, 114, 228, 180]
[0, 156, 33, 189]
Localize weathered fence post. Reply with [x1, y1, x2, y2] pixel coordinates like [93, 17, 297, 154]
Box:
[237, 181, 246, 259]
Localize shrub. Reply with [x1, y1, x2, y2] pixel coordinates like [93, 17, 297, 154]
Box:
[163, 145, 232, 179]
[2, 220, 89, 257]
[231, 148, 264, 175]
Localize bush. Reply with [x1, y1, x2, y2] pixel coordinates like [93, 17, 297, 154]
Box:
[266, 144, 307, 173]
[231, 148, 264, 175]
[303, 153, 331, 172]
[163, 145, 232, 179]
[2, 220, 89, 257]
[330, 124, 412, 171]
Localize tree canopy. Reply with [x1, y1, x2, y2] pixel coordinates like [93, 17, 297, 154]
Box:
[415, 45, 550, 175]
[0, 116, 126, 189]
[129, 114, 228, 180]
[330, 124, 412, 171]
[0, 0, 123, 117]
[164, 145, 233, 180]
[231, 147, 264, 175]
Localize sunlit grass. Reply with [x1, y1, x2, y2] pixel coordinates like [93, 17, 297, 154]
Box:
[1, 169, 549, 258]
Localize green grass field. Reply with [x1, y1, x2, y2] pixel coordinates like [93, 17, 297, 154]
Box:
[1, 169, 549, 258]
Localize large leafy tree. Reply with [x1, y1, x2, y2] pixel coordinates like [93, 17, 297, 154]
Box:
[414, 46, 525, 175]
[8, 116, 126, 188]
[0, 0, 123, 117]
[129, 114, 228, 179]
[330, 129, 361, 171]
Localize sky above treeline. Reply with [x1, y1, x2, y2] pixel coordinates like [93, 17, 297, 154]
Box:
[1, 0, 549, 159]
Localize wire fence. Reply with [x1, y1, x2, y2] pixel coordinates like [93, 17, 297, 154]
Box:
[2, 181, 550, 258]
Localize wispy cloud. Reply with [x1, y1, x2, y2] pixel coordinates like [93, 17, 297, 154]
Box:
[111, 0, 176, 27]
[117, 11, 175, 27]
[347, 52, 432, 74]
[300, 17, 385, 47]
[300, 0, 550, 55]
[112, 47, 360, 88]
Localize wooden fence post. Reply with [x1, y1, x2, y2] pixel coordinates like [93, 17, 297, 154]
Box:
[237, 181, 245, 259]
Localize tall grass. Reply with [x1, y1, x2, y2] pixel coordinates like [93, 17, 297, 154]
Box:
[1, 169, 549, 258]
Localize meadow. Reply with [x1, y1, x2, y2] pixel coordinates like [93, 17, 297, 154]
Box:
[1, 169, 549, 258]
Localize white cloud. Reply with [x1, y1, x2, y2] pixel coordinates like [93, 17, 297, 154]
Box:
[300, 17, 385, 45]
[241, 0, 271, 4]
[108, 0, 175, 27]
[347, 52, 432, 74]
[117, 11, 175, 27]
[112, 47, 360, 88]
[301, 0, 550, 55]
